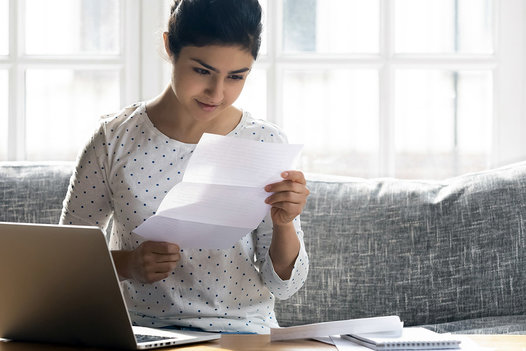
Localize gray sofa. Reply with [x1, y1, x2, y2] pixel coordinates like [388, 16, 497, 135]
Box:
[1, 161, 525, 334]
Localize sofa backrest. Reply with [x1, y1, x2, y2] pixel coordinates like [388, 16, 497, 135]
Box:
[0, 162, 74, 224]
[2, 161, 525, 328]
[274, 163, 526, 327]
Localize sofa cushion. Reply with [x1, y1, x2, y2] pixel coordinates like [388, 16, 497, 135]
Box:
[275, 162, 526, 329]
[0, 162, 74, 224]
[421, 315, 526, 335]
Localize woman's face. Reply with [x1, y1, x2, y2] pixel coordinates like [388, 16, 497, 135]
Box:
[169, 44, 254, 122]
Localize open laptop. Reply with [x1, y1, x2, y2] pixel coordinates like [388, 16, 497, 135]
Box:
[0, 222, 220, 349]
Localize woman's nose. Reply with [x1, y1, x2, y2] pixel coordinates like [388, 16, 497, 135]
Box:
[205, 77, 224, 101]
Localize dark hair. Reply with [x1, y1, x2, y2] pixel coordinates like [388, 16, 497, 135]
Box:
[167, 0, 262, 60]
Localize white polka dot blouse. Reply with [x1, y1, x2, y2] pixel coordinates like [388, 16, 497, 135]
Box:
[59, 102, 309, 334]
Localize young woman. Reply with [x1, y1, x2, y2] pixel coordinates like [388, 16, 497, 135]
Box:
[60, 0, 309, 334]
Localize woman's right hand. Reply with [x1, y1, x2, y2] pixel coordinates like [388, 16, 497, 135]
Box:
[112, 241, 181, 283]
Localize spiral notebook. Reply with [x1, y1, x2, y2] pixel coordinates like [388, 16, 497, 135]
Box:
[342, 327, 461, 350]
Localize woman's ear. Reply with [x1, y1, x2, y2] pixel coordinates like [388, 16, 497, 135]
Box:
[163, 32, 172, 58]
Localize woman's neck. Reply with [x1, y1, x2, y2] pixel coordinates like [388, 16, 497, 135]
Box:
[145, 86, 242, 144]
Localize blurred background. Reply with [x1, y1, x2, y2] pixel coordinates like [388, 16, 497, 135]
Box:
[1, 0, 525, 179]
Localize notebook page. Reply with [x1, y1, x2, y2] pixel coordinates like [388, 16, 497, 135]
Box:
[343, 327, 461, 350]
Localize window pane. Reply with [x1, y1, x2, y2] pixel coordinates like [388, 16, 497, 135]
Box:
[24, 0, 120, 55]
[283, 0, 379, 54]
[283, 69, 379, 177]
[394, 0, 494, 54]
[259, 0, 267, 56]
[395, 69, 492, 179]
[25, 69, 120, 161]
[0, 70, 7, 160]
[0, 0, 7, 55]
[235, 67, 267, 120]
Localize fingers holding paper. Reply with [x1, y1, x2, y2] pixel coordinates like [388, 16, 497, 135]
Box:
[128, 241, 181, 283]
[265, 170, 310, 226]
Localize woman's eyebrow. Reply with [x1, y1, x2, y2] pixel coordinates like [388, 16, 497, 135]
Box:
[191, 58, 250, 74]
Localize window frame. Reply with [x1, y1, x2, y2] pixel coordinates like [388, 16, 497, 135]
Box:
[3, 0, 526, 178]
[254, 0, 525, 177]
[3, 0, 141, 161]
[494, 0, 526, 168]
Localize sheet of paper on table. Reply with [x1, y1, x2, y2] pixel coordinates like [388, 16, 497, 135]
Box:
[270, 316, 403, 342]
[133, 133, 303, 249]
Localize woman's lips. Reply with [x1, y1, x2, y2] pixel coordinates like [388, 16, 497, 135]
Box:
[196, 100, 220, 112]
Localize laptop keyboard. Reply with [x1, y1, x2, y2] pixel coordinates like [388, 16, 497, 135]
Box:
[135, 334, 176, 343]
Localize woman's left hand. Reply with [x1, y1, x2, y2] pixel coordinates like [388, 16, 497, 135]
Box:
[265, 170, 310, 226]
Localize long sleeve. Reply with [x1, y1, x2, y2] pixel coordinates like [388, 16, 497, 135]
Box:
[253, 212, 309, 300]
[59, 123, 113, 231]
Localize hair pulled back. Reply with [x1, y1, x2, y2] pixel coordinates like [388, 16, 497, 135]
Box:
[167, 0, 263, 60]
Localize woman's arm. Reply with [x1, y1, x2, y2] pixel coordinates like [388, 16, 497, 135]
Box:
[268, 222, 300, 279]
[265, 171, 310, 280]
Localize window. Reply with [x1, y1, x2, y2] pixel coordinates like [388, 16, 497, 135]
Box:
[236, 0, 526, 179]
[3, 0, 526, 180]
[0, 69, 7, 160]
[1, 0, 140, 161]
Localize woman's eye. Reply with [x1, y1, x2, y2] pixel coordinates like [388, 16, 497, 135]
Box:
[193, 68, 210, 75]
[229, 75, 244, 81]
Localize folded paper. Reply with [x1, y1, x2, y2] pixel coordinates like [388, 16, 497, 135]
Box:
[133, 133, 303, 249]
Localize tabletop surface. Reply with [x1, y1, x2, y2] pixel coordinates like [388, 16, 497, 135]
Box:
[1, 334, 526, 351]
